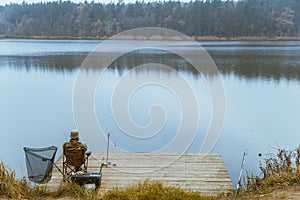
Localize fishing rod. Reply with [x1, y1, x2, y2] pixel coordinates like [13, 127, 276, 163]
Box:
[234, 130, 252, 200]
[105, 116, 114, 165]
[234, 151, 247, 200]
[105, 128, 110, 165]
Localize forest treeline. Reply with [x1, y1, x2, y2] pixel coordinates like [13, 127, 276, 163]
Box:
[0, 0, 299, 38]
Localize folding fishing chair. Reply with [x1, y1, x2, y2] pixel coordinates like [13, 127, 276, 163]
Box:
[62, 147, 91, 180]
[63, 148, 103, 187]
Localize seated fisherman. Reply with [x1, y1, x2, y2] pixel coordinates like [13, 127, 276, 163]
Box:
[63, 129, 88, 171]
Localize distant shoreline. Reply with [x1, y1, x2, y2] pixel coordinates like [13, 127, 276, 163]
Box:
[1, 35, 300, 41]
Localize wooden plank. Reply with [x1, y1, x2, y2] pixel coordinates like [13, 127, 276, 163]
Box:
[47, 152, 234, 195]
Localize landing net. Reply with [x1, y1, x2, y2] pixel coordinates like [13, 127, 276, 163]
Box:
[23, 146, 57, 184]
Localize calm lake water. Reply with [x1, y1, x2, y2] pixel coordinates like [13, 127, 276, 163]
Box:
[0, 39, 300, 187]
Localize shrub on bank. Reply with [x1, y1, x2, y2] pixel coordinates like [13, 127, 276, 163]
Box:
[245, 146, 300, 193]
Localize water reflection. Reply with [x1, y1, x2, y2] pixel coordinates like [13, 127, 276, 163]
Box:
[212, 53, 300, 81]
[0, 53, 86, 73]
[1, 40, 300, 81]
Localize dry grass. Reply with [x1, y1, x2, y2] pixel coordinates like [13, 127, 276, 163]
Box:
[0, 162, 49, 199]
[102, 179, 218, 200]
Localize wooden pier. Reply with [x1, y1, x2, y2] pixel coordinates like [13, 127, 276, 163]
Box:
[48, 152, 233, 195]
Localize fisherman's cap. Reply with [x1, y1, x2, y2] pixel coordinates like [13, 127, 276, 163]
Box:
[70, 129, 79, 139]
